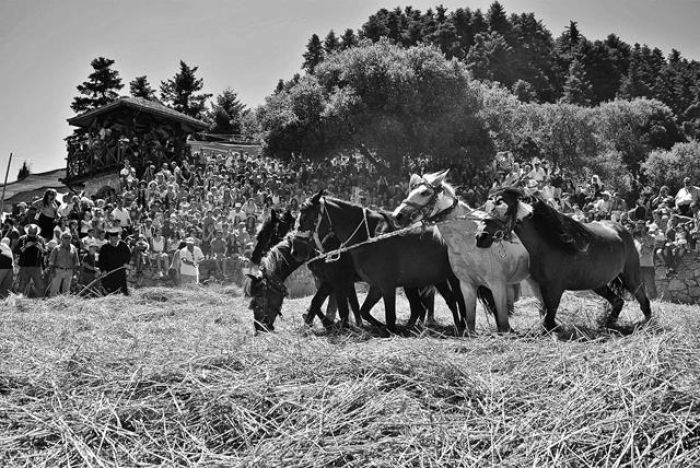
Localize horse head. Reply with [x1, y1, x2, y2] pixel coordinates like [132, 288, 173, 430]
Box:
[393, 169, 453, 226]
[290, 190, 327, 262]
[485, 187, 534, 231]
[244, 269, 286, 334]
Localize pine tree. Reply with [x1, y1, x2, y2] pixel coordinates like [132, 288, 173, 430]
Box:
[209, 88, 248, 135]
[340, 29, 358, 50]
[302, 34, 325, 73]
[16, 161, 31, 181]
[561, 59, 594, 105]
[324, 30, 340, 54]
[160, 61, 212, 120]
[70, 57, 123, 113]
[274, 79, 285, 94]
[129, 75, 156, 99]
[486, 1, 511, 39]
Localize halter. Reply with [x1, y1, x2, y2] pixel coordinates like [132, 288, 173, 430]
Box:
[401, 181, 458, 223]
[294, 197, 373, 261]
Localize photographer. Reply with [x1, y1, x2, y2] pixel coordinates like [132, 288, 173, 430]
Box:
[14, 224, 46, 297]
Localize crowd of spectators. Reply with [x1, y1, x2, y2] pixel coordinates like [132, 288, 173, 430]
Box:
[0, 145, 697, 300]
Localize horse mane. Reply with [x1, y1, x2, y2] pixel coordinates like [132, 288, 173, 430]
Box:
[260, 235, 295, 279]
[528, 197, 593, 254]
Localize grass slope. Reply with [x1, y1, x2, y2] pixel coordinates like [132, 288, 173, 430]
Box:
[1, 287, 699, 467]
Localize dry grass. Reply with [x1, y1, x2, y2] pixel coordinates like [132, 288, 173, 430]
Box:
[1, 286, 699, 467]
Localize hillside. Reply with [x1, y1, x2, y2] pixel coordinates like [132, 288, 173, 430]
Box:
[1, 287, 699, 467]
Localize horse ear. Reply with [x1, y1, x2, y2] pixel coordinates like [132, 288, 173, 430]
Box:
[409, 174, 422, 190]
[426, 169, 449, 186]
[311, 189, 325, 204]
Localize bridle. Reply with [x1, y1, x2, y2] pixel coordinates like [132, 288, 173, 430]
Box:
[400, 181, 459, 223]
[248, 265, 287, 331]
[294, 197, 373, 259]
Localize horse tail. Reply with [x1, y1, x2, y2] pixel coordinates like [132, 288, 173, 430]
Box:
[476, 286, 498, 317]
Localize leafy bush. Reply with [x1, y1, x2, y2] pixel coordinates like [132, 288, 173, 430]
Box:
[642, 140, 700, 191]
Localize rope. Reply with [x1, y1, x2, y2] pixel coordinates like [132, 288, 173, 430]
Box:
[300, 209, 485, 267]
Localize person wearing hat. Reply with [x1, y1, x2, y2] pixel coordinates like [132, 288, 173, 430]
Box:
[79, 241, 99, 292]
[178, 237, 203, 285]
[98, 228, 132, 295]
[47, 230, 80, 297]
[14, 223, 46, 297]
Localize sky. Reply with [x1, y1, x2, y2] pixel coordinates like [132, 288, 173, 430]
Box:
[1, 0, 699, 179]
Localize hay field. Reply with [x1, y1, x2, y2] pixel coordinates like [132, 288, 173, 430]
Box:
[1, 286, 699, 467]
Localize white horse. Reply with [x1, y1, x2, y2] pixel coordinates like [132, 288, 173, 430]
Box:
[393, 170, 538, 334]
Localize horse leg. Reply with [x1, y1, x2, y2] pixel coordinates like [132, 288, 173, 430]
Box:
[508, 283, 521, 316]
[525, 278, 545, 317]
[421, 286, 436, 325]
[435, 281, 462, 332]
[346, 283, 363, 327]
[448, 274, 467, 328]
[382, 287, 398, 334]
[306, 283, 332, 328]
[620, 262, 653, 322]
[540, 286, 563, 332]
[334, 284, 350, 329]
[404, 287, 423, 328]
[325, 293, 338, 324]
[592, 285, 624, 328]
[490, 282, 513, 333]
[459, 281, 478, 335]
[359, 286, 385, 329]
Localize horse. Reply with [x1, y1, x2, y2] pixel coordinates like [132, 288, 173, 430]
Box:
[485, 187, 652, 330]
[250, 208, 361, 328]
[244, 235, 297, 334]
[292, 191, 485, 334]
[393, 170, 535, 334]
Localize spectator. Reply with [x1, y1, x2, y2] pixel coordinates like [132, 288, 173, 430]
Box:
[47, 231, 80, 297]
[179, 237, 203, 284]
[15, 224, 46, 297]
[32, 189, 60, 241]
[675, 177, 700, 217]
[98, 228, 131, 295]
[0, 238, 14, 298]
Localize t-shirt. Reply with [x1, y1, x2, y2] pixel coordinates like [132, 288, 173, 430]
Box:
[179, 246, 203, 277]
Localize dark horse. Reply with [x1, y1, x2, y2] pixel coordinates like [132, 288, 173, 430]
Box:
[292, 192, 487, 333]
[250, 209, 440, 329]
[486, 187, 652, 330]
[245, 235, 297, 333]
[250, 208, 362, 327]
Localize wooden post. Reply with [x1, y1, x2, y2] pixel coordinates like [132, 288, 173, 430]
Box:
[0, 153, 13, 216]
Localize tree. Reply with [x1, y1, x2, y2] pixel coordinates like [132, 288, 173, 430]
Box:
[16, 161, 30, 181]
[159, 60, 212, 120]
[642, 140, 700, 191]
[302, 34, 324, 73]
[129, 75, 156, 99]
[339, 28, 358, 49]
[71, 57, 123, 114]
[324, 30, 340, 54]
[260, 41, 492, 168]
[561, 59, 594, 105]
[209, 88, 248, 135]
[466, 32, 513, 85]
[512, 80, 537, 102]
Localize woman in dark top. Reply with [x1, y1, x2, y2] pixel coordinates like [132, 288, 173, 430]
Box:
[32, 189, 59, 241]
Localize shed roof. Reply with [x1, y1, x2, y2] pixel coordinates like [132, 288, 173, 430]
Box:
[67, 96, 209, 130]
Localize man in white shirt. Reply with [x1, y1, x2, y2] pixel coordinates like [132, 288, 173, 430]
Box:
[110, 198, 131, 230]
[179, 237, 203, 284]
[675, 177, 700, 216]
